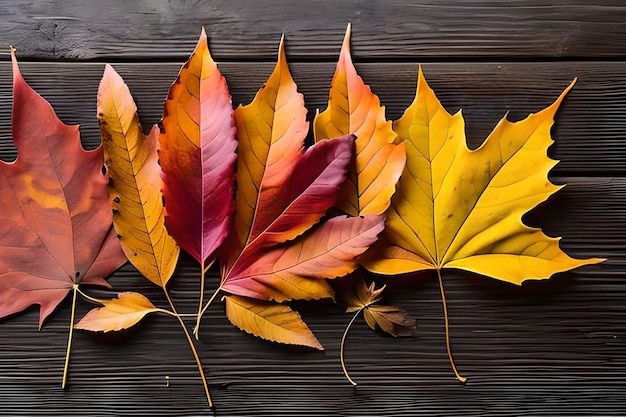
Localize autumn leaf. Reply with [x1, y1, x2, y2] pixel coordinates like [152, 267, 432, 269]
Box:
[0, 47, 127, 387]
[314, 23, 405, 217]
[230, 35, 307, 252]
[362, 67, 605, 382]
[75, 292, 168, 332]
[223, 215, 384, 303]
[92, 32, 232, 408]
[342, 278, 417, 337]
[337, 276, 416, 385]
[158, 28, 237, 267]
[193, 38, 385, 347]
[98, 64, 179, 288]
[225, 295, 322, 350]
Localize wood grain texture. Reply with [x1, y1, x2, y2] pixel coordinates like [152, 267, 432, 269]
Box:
[0, 61, 625, 174]
[1, 0, 626, 61]
[0, 0, 625, 415]
[0, 176, 619, 415]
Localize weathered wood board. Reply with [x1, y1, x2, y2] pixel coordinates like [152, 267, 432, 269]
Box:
[0, 1, 624, 415]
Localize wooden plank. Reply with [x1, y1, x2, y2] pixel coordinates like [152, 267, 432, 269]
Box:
[1, 0, 626, 61]
[0, 61, 624, 174]
[0, 176, 618, 415]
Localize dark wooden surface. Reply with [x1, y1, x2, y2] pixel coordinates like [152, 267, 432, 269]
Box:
[0, 1, 624, 416]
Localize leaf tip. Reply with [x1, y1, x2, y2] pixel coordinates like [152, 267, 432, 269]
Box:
[278, 33, 286, 54]
[343, 22, 352, 47]
[10, 44, 20, 79]
[276, 34, 289, 71]
[195, 26, 212, 61]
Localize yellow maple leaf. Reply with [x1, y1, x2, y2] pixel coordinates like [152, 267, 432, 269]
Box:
[362, 67, 604, 382]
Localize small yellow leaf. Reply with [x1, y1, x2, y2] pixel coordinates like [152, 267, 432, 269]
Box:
[98, 65, 179, 288]
[314, 23, 406, 216]
[75, 292, 164, 332]
[225, 295, 323, 350]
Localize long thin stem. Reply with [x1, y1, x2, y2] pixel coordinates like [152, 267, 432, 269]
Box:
[62, 284, 78, 389]
[196, 260, 215, 329]
[163, 288, 213, 408]
[436, 268, 467, 383]
[76, 286, 104, 304]
[194, 285, 222, 339]
[198, 264, 205, 317]
[340, 307, 364, 386]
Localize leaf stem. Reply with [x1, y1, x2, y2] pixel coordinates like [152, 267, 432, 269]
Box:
[62, 284, 78, 389]
[196, 260, 210, 328]
[436, 268, 467, 383]
[340, 307, 364, 386]
[76, 286, 105, 304]
[163, 288, 213, 408]
[194, 286, 222, 339]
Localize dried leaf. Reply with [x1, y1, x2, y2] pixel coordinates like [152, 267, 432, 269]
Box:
[75, 292, 166, 332]
[159, 28, 237, 265]
[98, 64, 180, 288]
[225, 295, 323, 350]
[314, 23, 405, 216]
[0, 48, 126, 328]
[342, 278, 416, 337]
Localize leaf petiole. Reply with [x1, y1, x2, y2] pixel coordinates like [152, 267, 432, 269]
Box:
[436, 268, 467, 383]
[194, 285, 222, 339]
[163, 288, 213, 408]
[76, 286, 104, 304]
[340, 306, 365, 386]
[62, 284, 79, 389]
[196, 259, 216, 333]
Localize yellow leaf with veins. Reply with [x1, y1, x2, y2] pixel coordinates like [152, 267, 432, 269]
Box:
[224, 295, 323, 350]
[75, 292, 166, 332]
[364, 67, 603, 283]
[98, 65, 179, 288]
[362, 67, 604, 382]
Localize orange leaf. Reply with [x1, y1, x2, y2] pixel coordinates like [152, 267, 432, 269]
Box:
[314, 23, 406, 216]
[219, 38, 386, 305]
[75, 292, 166, 332]
[225, 295, 323, 350]
[232, 36, 307, 251]
[205, 38, 387, 348]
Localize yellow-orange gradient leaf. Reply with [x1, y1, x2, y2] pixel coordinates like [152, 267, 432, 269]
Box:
[233, 36, 307, 250]
[98, 65, 180, 288]
[364, 68, 604, 284]
[314, 23, 405, 216]
[225, 295, 323, 350]
[75, 292, 166, 332]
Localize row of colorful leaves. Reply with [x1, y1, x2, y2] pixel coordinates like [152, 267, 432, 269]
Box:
[0, 24, 603, 408]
